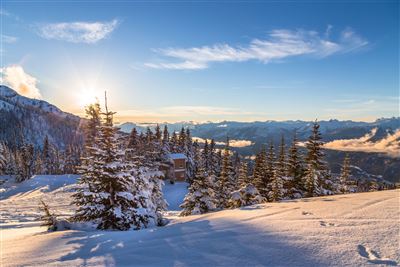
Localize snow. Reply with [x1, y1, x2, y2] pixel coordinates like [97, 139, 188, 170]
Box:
[162, 181, 188, 211]
[1, 175, 399, 266]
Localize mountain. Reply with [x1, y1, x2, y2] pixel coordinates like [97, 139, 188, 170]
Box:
[0, 85, 83, 149]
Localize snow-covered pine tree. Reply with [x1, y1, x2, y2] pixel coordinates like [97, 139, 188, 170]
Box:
[127, 128, 139, 150]
[148, 173, 168, 225]
[269, 137, 285, 201]
[287, 131, 304, 198]
[178, 127, 186, 151]
[180, 165, 216, 216]
[162, 125, 170, 144]
[15, 143, 35, 182]
[73, 94, 143, 230]
[208, 139, 220, 177]
[155, 124, 162, 143]
[237, 161, 250, 187]
[339, 153, 351, 194]
[170, 131, 179, 153]
[202, 140, 210, 172]
[184, 128, 195, 181]
[229, 161, 266, 208]
[216, 139, 235, 209]
[0, 142, 7, 175]
[304, 120, 331, 197]
[84, 102, 101, 149]
[39, 200, 58, 231]
[253, 147, 268, 197]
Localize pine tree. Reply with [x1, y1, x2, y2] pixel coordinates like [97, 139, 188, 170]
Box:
[84, 102, 102, 149]
[287, 131, 304, 197]
[202, 140, 209, 172]
[180, 166, 216, 216]
[127, 128, 139, 150]
[162, 125, 169, 143]
[155, 124, 162, 143]
[178, 127, 186, 151]
[237, 161, 250, 187]
[208, 139, 220, 178]
[229, 161, 266, 208]
[264, 142, 276, 201]
[184, 128, 195, 181]
[304, 120, 331, 197]
[170, 132, 179, 153]
[73, 93, 148, 230]
[216, 139, 235, 208]
[253, 147, 268, 197]
[0, 142, 7, 175]
[269, 137, 285, 201]
[39, 200, 58, 231]
[339, 153, 351, 194]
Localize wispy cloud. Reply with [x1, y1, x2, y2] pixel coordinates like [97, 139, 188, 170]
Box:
[0, 65, 41, 99]
[37, 19, 119, 44]
[145, 27, 368, 70]
[1, 34, 18, 44]
[323, 128, 400, 158]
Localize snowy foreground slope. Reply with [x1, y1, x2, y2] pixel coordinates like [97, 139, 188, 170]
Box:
[1, 176, 399, 267]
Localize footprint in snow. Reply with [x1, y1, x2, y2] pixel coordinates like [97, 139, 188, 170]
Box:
[302, 211, 313, 216]
[357, 245, 398, 266]
[319, 221, 335, 227]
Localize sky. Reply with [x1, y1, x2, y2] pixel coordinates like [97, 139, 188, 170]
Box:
[0, 0, 399, 123]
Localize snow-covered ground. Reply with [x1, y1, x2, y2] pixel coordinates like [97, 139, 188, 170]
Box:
[1, 175, 399, 267]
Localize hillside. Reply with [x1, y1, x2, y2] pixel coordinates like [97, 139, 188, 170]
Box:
[1, 175, 399, 266]
[0, 85, 83, 149]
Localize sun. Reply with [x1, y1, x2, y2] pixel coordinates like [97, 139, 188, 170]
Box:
[77, 88, 99, 107]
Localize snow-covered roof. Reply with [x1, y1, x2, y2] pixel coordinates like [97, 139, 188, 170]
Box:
[169, 153, 187, 160]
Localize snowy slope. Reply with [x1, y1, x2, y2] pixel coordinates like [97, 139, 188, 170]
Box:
[0, 85, 83, 148]
[1, 176, 399, 267]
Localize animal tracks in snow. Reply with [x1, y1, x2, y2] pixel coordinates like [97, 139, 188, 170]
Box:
[357, 245, 398, 266]
[301, 211, 313, 216]
[319, 221, 335, 227]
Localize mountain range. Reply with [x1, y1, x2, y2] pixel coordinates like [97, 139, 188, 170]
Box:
[0, 85, 398, 183]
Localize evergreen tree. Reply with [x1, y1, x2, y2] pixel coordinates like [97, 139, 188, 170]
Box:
[202, 140, 209, 172]
[287, 131, 304, 197]
[229, 161, 266, 208]
[339, 154, 351, 194]
[162, 125, 169, 143]
[0, 142, 7, 175]
[253, 147, 268, 197]
[170, 132, 179, 153]
[155, 124, 162, 143]
[73, 94, 149, 230]
[216, 139, 235, 208]
[84, 102, 102, 149]
[269, 137, 285, 201]
[180, 166, 216, 216]
[127, 128, 139, 150]
[304, 120, 331, 197]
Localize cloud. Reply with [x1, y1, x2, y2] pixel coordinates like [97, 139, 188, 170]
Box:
[1, 34, 17, 43]
[146, 27, 368, 70]
[323, 128, 400, 158]
[193, 137, 253, 148]
[0, 65, 41, 98]
[37, 19, 119, 44]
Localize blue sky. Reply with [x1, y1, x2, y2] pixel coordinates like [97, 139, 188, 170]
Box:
[1, 1, 398, 123]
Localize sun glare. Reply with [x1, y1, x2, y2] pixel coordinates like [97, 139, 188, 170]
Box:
[78, 89, 99, 107]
